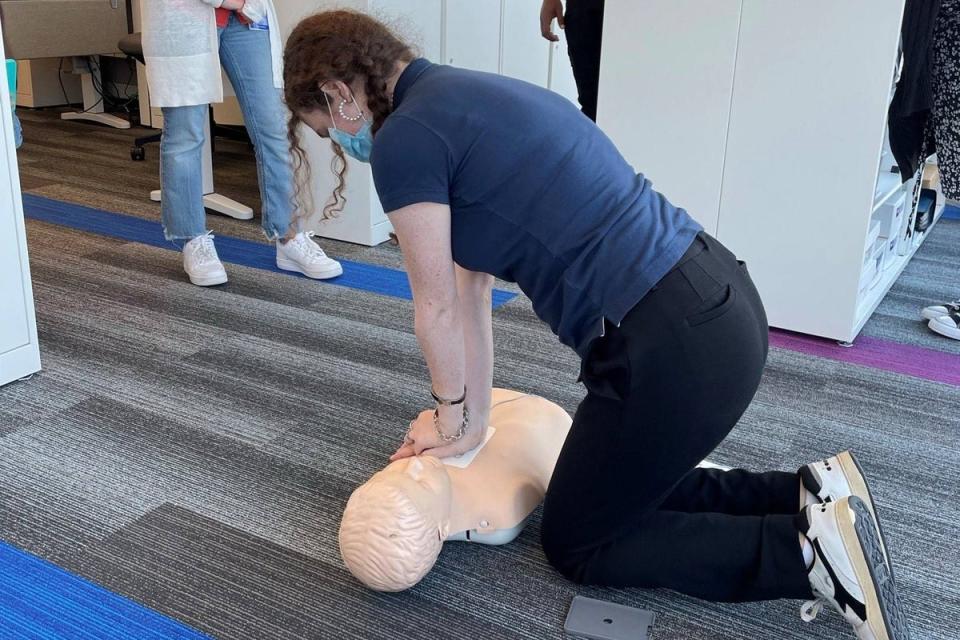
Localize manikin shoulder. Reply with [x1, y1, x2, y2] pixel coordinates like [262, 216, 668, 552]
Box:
[489, 389, 572, 435]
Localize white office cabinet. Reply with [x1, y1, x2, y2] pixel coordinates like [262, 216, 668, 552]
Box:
[717, 0, 906, 341]
[502, 0, 550, 86]
[596, 1, 743, 233]
[0, 37, 41, 386]
[443, 0, 501, 72]
[599, 0, 921, 344]
[547, 26, 581, 108]
[377, 0, 443, 61]
[295, 132, 393, 246]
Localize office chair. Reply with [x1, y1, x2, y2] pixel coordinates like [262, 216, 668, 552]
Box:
[118, 32, 252, 162]
[117, 33, 159, 160]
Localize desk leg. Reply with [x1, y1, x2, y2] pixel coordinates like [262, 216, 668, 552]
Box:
[150, 118, 254, 220]
[149, 190, 255, 221]
[60, 56, 130, 130]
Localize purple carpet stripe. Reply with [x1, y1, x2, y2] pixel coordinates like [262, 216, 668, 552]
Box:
[769, 329, 960, 386]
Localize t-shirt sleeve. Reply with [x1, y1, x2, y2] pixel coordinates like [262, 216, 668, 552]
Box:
[371, 116, 452, 213]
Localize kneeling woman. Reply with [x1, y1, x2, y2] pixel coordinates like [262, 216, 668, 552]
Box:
[283, 11, 908, 639]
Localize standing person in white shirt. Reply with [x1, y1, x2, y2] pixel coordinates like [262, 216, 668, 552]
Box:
[142, 0, 342, 286]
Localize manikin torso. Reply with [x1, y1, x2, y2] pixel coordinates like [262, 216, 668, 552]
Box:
[441, 389, 571, 544]
[338, 389, 572, 591]
[340, 389, 729, 591]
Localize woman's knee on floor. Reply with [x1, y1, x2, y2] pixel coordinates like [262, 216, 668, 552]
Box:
[541, 527, 593, 584]
[541, 504, 666, 588]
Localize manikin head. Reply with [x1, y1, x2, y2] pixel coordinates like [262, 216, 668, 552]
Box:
[339, 456, 453, 592]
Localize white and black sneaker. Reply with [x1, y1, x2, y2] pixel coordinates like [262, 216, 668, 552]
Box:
[800, 451, 891, 571]
[920, 300, 960, 321]
[929, 311, 960, 341]
[799, 497, 909, 640]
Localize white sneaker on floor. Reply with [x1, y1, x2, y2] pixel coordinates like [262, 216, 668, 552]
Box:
[929, 312, 960, 340]
[799, 497, 910, 640]
[183, 232, 228, 287]
[276, 231, 343, 280]
[920, 300, 960, 321]
[800, 451, 890, 570]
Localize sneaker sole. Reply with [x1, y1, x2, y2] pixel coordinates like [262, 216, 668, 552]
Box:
[838, 452, 893, 578]
[839, 496, 910, 640]
[187, 272, 228, 287]
[929, 318, 960, 340]
[920, 308, 947, 321]
[802, 451, 893, 577]
[276, 257, 343, 280]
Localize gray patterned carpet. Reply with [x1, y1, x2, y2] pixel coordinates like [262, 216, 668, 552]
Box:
[1, 109, 958, 639]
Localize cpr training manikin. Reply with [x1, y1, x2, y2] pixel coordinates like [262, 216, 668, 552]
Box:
[339, 389, 571, 591]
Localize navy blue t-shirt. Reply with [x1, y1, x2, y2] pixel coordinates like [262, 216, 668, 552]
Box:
[371, 59, 702, 357]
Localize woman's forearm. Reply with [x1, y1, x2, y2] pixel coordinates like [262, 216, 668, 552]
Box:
[457, 269, 494, 425]
[202, 0, 251, 13]
[414, 303, 467, 432]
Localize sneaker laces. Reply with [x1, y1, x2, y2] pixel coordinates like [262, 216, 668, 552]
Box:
[800, 598, 825, 622]
[290, 231, 329, 263]
[187, 232, 218, 264]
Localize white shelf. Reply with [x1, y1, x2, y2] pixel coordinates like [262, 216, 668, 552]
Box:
[872, 172, 902, 212]
[854, 215, 940, 334]
[934, 201, 947, 224]
[863, 218, 882, 257]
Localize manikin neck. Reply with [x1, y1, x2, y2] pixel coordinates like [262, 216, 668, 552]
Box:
[446, 492, 474, 537]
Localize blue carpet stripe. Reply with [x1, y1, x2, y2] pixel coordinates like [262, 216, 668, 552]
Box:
[21, 194, 518, 309]
[943, 204, 960, 220]
[0, 541, 211, 639]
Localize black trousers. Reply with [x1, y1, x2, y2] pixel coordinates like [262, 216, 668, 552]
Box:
[564, 0, 605, 121]
[541, 233, 813, 603]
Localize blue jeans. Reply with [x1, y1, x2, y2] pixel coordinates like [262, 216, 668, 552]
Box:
[12, 111, 22, 149]
[160, 14, 292, 241]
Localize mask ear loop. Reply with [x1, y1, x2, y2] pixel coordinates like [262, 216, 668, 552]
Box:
[321, 90, 340, 134]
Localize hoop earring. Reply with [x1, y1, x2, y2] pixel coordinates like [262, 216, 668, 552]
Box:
[338, 99, 363, 122]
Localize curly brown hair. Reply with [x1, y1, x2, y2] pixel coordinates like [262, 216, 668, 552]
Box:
[283, 10, 415, 227]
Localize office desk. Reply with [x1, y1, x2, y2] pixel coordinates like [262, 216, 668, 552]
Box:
[0, 0, 131, 128]
[0, 0, 128, 59]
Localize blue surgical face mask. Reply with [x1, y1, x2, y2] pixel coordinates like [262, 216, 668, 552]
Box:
[324, 91, 373, 163]
[328, 120, 373, 163]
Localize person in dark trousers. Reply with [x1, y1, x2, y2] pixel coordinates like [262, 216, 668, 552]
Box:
[540, 0, 605, 121]
[283, 11, 910, 639]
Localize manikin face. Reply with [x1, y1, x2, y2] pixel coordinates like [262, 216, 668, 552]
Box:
[374, 456, 453, 535]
